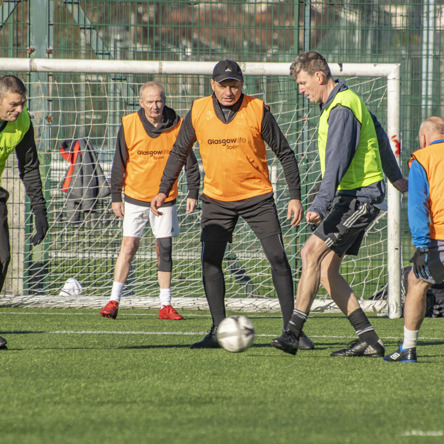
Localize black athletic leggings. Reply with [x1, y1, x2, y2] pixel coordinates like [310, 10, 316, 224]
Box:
[201, 233, 294, 329]
[0, 189, 10, 293]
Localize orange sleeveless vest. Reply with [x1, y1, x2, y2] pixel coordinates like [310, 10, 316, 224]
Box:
[192, 95, 272, 201]
[122, 112, 181, 202]
[409, 141, 444, 240]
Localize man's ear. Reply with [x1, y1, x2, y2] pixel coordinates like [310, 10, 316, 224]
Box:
[419, 132, 426, 149]
[315, 71, 325, 85]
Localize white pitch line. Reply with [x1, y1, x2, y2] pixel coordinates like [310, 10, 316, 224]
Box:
[1, 329, 441, 341]
[2, 330, 444, 341]
[400, 430, 443, 437]
[1, 312, 443, 340]
[0, 330, 355, 338]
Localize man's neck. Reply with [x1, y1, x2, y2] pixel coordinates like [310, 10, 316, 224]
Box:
[322, 79, 337, 105]
[146, 118, 161, 128]
[144, 111, 162, 128]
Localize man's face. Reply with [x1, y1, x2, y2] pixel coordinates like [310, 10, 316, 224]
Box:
[139, 86, 165, 125]
[0, 92, 26, 122]
[211, 79, 243, 106]
[295, 70, 325, 104]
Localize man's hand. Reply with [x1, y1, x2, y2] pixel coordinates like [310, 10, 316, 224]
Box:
[286, 199, 304, 227]
[112, 202, 125, 219]
[150, 193, 167, 216]
[32, 208, 48, 246]
[306, 211, 322, 226]
[186, 198, 198, 214]
[392, 178, 408, 194]
[410, 248, 431, 280]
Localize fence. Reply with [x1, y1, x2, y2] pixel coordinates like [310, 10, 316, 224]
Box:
[1, 0, 443, 315]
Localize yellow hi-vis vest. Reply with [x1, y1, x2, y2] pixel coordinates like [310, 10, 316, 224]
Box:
[0, 108, 31, 183]
[192, 95, 272, 201]
[318, 89, 383, 190]
[122, 112, 182, 203]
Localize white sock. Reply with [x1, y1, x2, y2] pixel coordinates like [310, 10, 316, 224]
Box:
[402, 326, 419, 350]
[110, 282, 124, 303]
[159, 288, 172, 308]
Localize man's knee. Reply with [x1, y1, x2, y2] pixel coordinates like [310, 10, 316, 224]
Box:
[120, 236, 140, 256]
[301, 235, 329, 268]
[260, 235, 291, 274]
[202, 241, 226, 277]
[407, 268, 432, 297]
[267, 248, 290, 274]
[156, 238, 172, 272]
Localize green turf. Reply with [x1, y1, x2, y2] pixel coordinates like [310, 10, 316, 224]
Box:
[1, 308, 443, 444]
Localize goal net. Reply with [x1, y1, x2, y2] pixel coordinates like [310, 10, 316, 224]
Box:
[0, 59, 401, 316]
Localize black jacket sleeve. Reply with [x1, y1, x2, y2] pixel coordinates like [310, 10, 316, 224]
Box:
[110, 124, 128, 203]
[370, 112, 403, 184]
[159, 110, 197, 197]
[261, 107, 301, 200]
[184, 149, 200, 200]
[15, 122, 46, 211]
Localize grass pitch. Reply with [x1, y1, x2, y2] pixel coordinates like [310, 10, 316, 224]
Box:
[1, 307, 443, 444]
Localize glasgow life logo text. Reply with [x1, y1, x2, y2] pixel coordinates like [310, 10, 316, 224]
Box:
[207, 137, 247, 149]
[137, 149, 169, 157]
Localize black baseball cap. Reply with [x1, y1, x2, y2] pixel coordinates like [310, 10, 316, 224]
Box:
[212, 60, 243, 83]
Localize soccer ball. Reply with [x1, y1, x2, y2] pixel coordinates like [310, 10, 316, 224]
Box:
[217, 315, 255, 353]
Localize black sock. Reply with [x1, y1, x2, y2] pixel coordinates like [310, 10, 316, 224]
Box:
[347, 308, 379, 346]
[287, 309, 308, 339]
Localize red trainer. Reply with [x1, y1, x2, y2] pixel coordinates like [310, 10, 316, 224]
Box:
[100, 300, 119, 319]
[159, 305, 183, 320]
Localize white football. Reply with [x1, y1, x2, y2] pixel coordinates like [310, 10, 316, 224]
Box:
[217, 315, 255, 353]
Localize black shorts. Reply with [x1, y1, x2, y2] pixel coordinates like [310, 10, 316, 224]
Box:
[314, 196, 380, 257]
[200, 193, 282, 243]
[420, 240, 444, 285]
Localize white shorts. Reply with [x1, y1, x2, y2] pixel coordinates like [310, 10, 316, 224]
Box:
[123, 201, 180, 239]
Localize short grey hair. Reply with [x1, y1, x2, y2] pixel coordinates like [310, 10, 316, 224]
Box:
[420, 116, 444, 136]
[290, 51, 332, 80]
[139, 81, 166, 102]
[0, 75, 27, 100]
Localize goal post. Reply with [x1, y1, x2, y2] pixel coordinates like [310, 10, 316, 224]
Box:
[0, 58, 402, 318]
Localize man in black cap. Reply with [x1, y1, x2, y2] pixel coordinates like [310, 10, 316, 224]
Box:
[151, 60, 313, 349]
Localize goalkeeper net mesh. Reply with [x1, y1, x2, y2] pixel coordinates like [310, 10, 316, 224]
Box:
[1, 65, 392, 313]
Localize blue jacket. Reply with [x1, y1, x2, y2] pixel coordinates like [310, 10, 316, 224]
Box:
[408, 139, 444, 248]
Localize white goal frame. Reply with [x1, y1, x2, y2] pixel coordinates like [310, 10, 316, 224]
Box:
[0, 58, 402, 318]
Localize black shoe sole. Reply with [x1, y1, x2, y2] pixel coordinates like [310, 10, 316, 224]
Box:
[298, 337, 315, 351]
[271, 339, 298, 356]
[331, 351, 384, 358]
